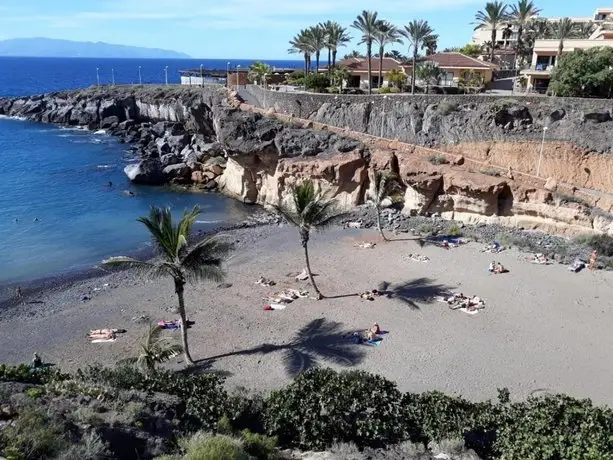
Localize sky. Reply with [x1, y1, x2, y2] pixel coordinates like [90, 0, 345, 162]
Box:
[0, 0, 608, 59]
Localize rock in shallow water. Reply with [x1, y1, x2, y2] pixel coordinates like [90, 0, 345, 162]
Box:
[124, 159, 164, 185]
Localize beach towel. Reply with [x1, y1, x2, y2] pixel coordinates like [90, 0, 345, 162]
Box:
[158, 321, 180, 329]
[264, 304, 286, 311]
[459, 307, 481, 315]
[568, 259, 586, 273]
[90, 338, 116, 343]
[355, 241, 376, 249]
[365, 338, 383, 347]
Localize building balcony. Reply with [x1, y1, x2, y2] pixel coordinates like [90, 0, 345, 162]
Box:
[521, 64, 554, 75]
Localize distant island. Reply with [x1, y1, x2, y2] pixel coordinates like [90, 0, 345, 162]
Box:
[0, 38, 191, 59]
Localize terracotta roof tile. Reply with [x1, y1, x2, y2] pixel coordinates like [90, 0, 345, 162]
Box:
[423, 52, 495, 69]
[334, 57, 404, 72]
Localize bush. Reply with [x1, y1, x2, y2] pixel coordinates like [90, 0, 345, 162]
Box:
[480, 168, 501, 177]
[555, 193, 590, 207]
[183, 433, 248, 460]
[0, 407, 69, 459]
[379, 86, 392, 94]
[0, 364, 67, 385]
[241, 430, 277, 459]
[226, 388, 265, 433]
[56, 432, 109, 460]
[447, 223, 462, 237]
[495, 394, 613, 460]
[574, 233, 613, 257]
[303, 73, 330, 92]
[436, 101, 458, 115]
[427, 154, 450, 165]
[264, 368, 405, 449]
[76, 365, 228, 431]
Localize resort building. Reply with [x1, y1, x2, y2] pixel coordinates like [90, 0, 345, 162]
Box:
[422, 53, 496, 87]
[521, 9, 613, 92]
[328, 57, 407, 89]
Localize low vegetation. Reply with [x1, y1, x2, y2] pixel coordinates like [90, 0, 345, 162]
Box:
[3, 364, 613, 459]
[555, 193, 591, 207]
[427, 154, 450, 165]
[480, 168, 501, 177]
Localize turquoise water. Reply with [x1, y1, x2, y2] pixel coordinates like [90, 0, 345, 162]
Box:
[0, 117, 250, 284]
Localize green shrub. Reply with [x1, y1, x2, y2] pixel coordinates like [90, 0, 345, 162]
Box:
[264, 368, 405, 449]
[389, 87, 400, 93]
[77, 365, 228, 431]
[555, 193, 591, 207]
[25, 388, 43, 399]
[0, 364, 67, 385]
[303, 73, 330, 91]
[574, 233, 613, 257]
[225, 388, 265, 433]
[447, 223, 462, 237]
[241, 430, 277, 459]
[56, 432, 109, 460]
[436, 101, 458, 115]
[427, 154, 449, 165]
[494, 394, 613, 460]
[417, 223, 435, 235]
[183, 433, 248, 460]
[480, 168, 501, 177]
[379, 86, 392, 94]
[402, 391, 474, 444]
[0, 407, 69, 459]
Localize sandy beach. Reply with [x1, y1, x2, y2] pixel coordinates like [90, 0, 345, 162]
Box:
[1, 222, 612, 406]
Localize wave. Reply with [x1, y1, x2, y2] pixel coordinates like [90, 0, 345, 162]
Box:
[96, 164, 116, 169]
[93, 129, 106, 135]
[196, 220, 222, 224]
[0, 115, 27, 121]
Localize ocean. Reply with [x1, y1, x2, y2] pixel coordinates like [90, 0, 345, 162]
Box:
[0, 57, 299, 285]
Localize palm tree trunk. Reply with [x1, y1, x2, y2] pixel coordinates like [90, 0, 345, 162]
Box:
[411, 48, 417, 95]
[174, 280, 194, 365]
[367, 41, 372, 95]
[301, 232, 323, 299]
[332, 50, 337, 67]
[491, 29, 496, 62]
[304, 52, 308, 75]
[378, 45, 384, 89]
[327, 47, 332, 77]
[376, 206, 388, 241]
[316, 51, 320, 74]
[558, 40, 563, 58]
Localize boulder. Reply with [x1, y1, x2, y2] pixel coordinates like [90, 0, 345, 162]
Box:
[160, 153, 181, 167]
[204, 164, 224, 176]
[167, 134, 190, 152]
[544, 177, 558, 191]
[156, 138, 172, 155]
[124, 159, 164, 185]
[582, 111, 612, 123]
[100, 116, 119, 129]
[151, 121, 168, 136]
[549, 108, 566, 122]
[162, 163, 191, 181]
[204, 156, 227, 167]
[452, 155, 465, 166]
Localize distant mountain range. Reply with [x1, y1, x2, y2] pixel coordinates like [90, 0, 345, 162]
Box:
[0, 38, 191, 59]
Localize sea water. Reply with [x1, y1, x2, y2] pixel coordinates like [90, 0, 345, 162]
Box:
[0, 56, 302, 284]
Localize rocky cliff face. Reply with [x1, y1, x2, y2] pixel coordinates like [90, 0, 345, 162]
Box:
[1, 86, 612, 236]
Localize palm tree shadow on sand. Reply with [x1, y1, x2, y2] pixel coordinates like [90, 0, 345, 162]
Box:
[378, 277, 454, 310]
[187, 318, 366, 377]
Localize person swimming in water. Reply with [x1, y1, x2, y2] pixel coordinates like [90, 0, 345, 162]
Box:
[106, 181, 113, 187]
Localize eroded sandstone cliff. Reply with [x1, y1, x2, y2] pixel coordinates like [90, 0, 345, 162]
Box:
[1, 86, 612, 236]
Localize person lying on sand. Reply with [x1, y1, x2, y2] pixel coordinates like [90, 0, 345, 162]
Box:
[493, 263, 506, 274]
[359, 292, 375, 301]
[87, 328, 125, 340]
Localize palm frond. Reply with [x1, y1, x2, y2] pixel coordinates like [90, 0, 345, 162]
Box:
[180, 237, 233, 284]
[270, 203, 302, 227]
[137, 206, 180, 261]
[101, 256, 172, 278]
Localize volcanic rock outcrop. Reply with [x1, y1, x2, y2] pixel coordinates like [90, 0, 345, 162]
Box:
[1, 86, 612, 236]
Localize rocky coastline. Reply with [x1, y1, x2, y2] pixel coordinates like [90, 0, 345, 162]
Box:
[2, 85, 613, 239]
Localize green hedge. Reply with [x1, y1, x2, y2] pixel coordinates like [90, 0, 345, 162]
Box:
[2, 364, 613, 459]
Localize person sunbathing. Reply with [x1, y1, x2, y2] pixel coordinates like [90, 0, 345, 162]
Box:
[493, 263, 506, 274]
[88, 329, 116, 340]
[488, 261, 495, 272]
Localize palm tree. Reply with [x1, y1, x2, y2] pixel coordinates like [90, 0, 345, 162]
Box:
[308, 24, 327, 72]
[401, 19, 436, 95]
[125, 324, 183, 374]
[352, 10, 381, 95]
[374, 21, 403, 89]
[474, 1, 509, 62]
[289, 29, 315, 74]
[271, 180, 344, 300]
[103, 206, 232, 365]
[248, 61, 273, 85]
[369, 171, 402, 241]
[423, 35, 439, 55]
[416, 62, 445, 93]
[385, 50, 408, 61]
[322, 21, 352, 70]
[344, 50, 364, 59]
[501, 23, 513, 48]
[386, 68, 407, 90]
[573, 22, 595, 39]
[553, 18, 575, 56]
[331, 66, 349, 93]
[509, 0, 541, 53]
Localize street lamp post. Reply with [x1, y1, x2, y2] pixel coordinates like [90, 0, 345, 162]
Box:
[138, 66, 142, 85]
[226, 62, 231, 87]
[536, 126, 548, 178]
[96, 67, 100, 86]
[111, 68, 115, 86]
[200, 64, 204, 87]
[236, 65, 241, 92]
[164, 66, 169, 85]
